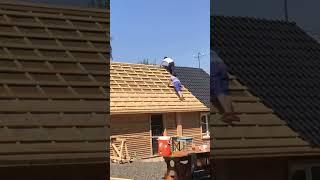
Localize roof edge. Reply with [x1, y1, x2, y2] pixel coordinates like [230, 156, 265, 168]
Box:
[111, 108, 210, 115]
[0, 0, 108, 13]
[211, 14, 296, 25]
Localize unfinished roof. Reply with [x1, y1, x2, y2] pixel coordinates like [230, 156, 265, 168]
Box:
[0, 1, 109, 166]
[110, 62, 209, 114]
[211, 15, 320, 158]
[175, 67, 210, 107]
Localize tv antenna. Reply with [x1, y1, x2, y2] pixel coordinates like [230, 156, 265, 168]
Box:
[193, 52, 206, 68]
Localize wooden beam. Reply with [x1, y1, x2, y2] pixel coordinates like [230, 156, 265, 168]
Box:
[176, 112, 182, 136]
[163, 113, 167, 136]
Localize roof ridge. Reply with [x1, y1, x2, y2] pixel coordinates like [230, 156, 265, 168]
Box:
[0, 0, 107, 13]
[176, 66, 208, 74]
[111, 61, 160, 68]
[212, 15, 295, 25]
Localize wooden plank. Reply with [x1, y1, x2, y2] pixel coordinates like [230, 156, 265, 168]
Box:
[210, 114, 286, 126]
[0, 127, 106, 142]
[0, 118, 107, 128]
[0, 94, 106, 100]
[0, 42, 107, 53]
[111, 108, 209, 115]
[233, 102, 273, 113]
[213, 137, 308, 149]
[0, 80, 105, 87]
[0, 9, 108, 23]
[231, 96, 259, 102]
[0, 55, 108, 63]
[211, 126, 298, 139]
[0, 152, 108, 162]
[211, 146, 320, 157]
[0, 31, 107, 42]
[0, 21, 105, 32]
[0, 142, 107, 154]
[0, 1, 107, 14]
[0, 100, 107, 112]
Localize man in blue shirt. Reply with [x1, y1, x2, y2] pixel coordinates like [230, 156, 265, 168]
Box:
[168, 73, 184, 101]
[211, 50, 240, 123]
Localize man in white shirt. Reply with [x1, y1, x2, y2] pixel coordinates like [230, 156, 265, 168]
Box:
[161, 56, 175, 74]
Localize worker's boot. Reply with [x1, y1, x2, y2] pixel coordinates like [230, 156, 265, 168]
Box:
[222, 112, 240, 123]
[221, 112, 234, 124]
[231, 112, 240, 121]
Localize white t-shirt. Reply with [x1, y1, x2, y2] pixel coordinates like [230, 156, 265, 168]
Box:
[161, 57, 174, 66]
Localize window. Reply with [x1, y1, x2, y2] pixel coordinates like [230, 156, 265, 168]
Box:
[200, 113, 210, 139]
[150, 114, 163, 155]
[290, 163, 320, 180]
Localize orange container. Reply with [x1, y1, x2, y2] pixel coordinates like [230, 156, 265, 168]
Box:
[158, 136, 171, 157]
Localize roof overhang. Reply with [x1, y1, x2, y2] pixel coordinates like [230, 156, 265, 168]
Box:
[111, 107, 210, 115]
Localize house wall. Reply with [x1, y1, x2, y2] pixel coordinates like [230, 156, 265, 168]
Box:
[164, 113, 177, 137]
[181, 112, 206, 146]
[111, 112, 207, 159]
[111, 114, 151, 159]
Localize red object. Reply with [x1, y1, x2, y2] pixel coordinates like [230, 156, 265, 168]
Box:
[158, 136, 171, 157]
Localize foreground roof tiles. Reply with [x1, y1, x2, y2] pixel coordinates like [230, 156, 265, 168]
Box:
[211, 15, 320, 158]
[210, 75, 320, 158]
[0, 1, 109, 166]
[110, 62, 209, 114]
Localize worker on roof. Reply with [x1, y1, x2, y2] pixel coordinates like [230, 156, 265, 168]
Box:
[168, 73, 184, 101]
[161, 56, 175, 75]
[211, 50, 240, 123]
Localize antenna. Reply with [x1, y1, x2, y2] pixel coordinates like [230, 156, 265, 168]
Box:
[193, 52, 206, 68]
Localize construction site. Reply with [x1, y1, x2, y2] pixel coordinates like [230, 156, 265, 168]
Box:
[109, 61, 211, 179]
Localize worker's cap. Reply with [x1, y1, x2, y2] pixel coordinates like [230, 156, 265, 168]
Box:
[163, 56, 168, 59]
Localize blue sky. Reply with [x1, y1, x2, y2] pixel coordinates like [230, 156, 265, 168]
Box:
[111, 0, 210, 73]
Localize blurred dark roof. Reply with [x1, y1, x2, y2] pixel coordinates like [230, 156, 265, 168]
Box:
[175, 67, 210, 107]
[212, 15, 320, 147]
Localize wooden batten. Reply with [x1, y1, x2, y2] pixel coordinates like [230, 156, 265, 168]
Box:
[176, 112, 183, 136]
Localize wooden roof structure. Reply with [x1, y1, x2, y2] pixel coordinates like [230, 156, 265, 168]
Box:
[0, 1, 109, 166]
[110, 62, 209, 114]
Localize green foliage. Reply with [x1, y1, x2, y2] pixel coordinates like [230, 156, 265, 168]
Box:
[138, 58, 157, 65]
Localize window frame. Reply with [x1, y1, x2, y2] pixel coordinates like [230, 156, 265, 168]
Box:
[289, 162, 320, 180]
[200, 112, 210, 139]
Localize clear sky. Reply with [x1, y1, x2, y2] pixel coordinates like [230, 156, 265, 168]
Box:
[111, 0, 210, 73]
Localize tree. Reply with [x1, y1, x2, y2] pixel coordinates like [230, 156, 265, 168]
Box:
[138, 59, 157, 65]
[138, 59, 150, 65]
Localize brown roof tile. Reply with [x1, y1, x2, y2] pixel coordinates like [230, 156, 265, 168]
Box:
[0, 1, 109, 166]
